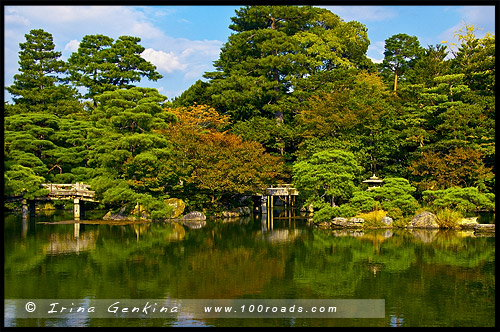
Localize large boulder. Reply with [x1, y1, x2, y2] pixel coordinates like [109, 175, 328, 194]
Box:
[164, 198, 185, 218]
[183, 211, 206, 221]
[331, 217, 363, 229]
[410, 211, 440, 229]
[349, 217, 365, 224]
[182, 212, 207, 229]
[103, 206, 128, 220]
[381, 216, 393, 226]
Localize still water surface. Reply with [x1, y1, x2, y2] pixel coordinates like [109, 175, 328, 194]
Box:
[3, 210, 495, 327]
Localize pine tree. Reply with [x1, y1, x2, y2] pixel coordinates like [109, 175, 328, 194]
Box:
[67, 35, 163, 104]
[5, 29, 80, 116]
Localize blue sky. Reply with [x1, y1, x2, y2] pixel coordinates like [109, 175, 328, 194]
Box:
[4, 5, 496, 102]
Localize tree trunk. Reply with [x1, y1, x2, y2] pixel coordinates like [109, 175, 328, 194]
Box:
[330, 196, 336, 207]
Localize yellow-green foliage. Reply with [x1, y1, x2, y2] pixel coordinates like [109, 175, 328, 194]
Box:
[355, 209, 387, 227]
[436, 208, 464, 229]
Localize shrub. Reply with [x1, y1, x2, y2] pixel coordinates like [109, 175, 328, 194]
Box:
[435, 208, 464, 229]
[370, 178, 419, 216]
[348, 190, 377, 213]
[386, 207, 404, 221]
[313, 206, 340, 223]
[355, 209, 388, 227]
[346, 177, 419, 217]
[422, 187, 495, 212]
[313, 204, 357, 223]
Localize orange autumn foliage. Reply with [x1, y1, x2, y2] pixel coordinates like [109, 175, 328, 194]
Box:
[408, 146, 494, 191]
[160, 104, 284, 202]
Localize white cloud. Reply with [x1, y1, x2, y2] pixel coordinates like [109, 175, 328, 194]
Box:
[367, 41, 385, 63]
[180, 40, 222, 58]
[64, 40, 80, 53]
[184, 64, 212, 81]
[4, 6, 230, 101]
[368, 57, 383, 64]
[4, 13, 30, 26]
[141, 48, 187, 73]
[4, 6, 165, 42]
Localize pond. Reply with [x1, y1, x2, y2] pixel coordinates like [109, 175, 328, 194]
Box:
[3, 209, 495, 327]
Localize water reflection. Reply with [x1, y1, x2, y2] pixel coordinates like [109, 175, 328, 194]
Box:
[389, 311, 404, 327]
[3, 211, 496, 328]
[44, 225, 97, 255]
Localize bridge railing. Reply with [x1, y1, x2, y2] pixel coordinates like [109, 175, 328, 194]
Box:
[41, 183, 96, 200]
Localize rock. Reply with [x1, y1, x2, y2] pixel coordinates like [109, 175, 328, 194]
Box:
[457, 217, 479, 229]
[475, 224, 495, 233]
[381, 216, 393, 226]
[164, 198, 185, 218]
[330, 217, 363, 229]
[103, 206, 128, 220]
[238, 206, 251, 216]
[183, 211, 206, 221]
[220, 207, 251, 218]
[331, 217, 348, 226]
[182, 211, 207, 229]
[410, 211, 440, 229]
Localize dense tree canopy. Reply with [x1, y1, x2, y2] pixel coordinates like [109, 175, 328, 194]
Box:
[3, 12, 495, 218]
[201, 5, 373, 123]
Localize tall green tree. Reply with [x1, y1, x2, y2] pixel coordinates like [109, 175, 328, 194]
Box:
[445, 24, 495, 177]
[380, 33, 423, 92]
[398, 73, 494, 192]
[67, 35, 163, 104]
[5, 29, 80, 116]
[296, 70, 398, 176]
[405, 44, 449, 87]
[203, 5, 372, 123]
[85, 87, 174, 210]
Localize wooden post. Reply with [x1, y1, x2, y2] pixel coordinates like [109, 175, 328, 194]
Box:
[74, 198, 80, 220]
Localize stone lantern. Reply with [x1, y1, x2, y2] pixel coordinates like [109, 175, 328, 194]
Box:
[363, 174, 383, 190]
